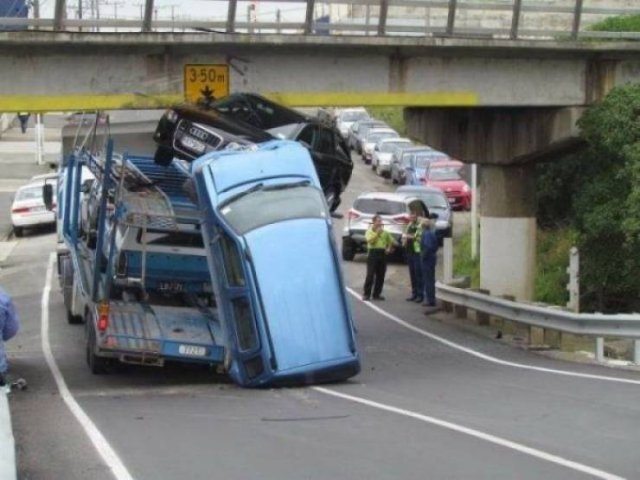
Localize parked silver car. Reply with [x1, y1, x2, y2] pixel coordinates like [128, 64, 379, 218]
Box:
[341, 192, 430, 261]
[389, 145, 434, 185]
[347, 119, 388, 153]
[371, 137, 412, 177]
[335, 108, 369, 138]
[361, 128, 399, 164]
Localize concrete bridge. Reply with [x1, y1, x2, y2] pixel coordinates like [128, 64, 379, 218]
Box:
[1, 0, 639, 301]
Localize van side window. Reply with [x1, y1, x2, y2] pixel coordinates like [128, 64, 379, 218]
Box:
[298, 126, 315, 148]
[219, 231, 245, 287]
[315, 128, 335, 155]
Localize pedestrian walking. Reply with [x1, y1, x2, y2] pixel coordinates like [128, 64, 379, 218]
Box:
[0, 286, 19, 386]
[420, 218, 439, 312]
[17, 112, 30, 134]
[403, 210, 423, 303]
[362, 214, 396, 301]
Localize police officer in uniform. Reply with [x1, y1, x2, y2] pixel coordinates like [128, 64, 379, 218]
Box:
[420, 218, 440, 312]
[403, 210, 424, 303]
[362, 214, 395, 301]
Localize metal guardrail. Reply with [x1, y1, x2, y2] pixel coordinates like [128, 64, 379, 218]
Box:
[437, 283, 640, 338]
[436, 283, 640, 364]
[0, 386, 17, 480]
[0, 0, 639, 41]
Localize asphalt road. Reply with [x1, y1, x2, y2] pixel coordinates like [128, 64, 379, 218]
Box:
[3, 154, 640, 480]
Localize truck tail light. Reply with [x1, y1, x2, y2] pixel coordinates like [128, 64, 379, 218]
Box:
[12, 207, 31, 214]
[347, 209, 360, 221]
[392, 215, 411, 225]
[97, 302, 109, 332]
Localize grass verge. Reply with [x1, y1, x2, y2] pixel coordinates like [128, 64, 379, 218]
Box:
[452, 226, 578, 305]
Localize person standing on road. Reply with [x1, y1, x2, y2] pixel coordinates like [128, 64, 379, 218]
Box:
[420, 218, 440, 312]
[362, 214, 395, 301]
[0, 286, 19, 386]
[403, 210, 424, 303]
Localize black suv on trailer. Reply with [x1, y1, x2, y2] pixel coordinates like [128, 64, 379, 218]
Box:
[153, 94, 353, 212]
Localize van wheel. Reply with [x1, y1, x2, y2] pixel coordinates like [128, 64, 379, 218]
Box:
[341, 238, 356, 261]
[13, 227, 23, 237]
[85, 320, 108, 375]
[67, 309, 83, 325]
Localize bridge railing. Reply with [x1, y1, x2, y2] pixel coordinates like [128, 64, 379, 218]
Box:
[0, 0, 638, 41]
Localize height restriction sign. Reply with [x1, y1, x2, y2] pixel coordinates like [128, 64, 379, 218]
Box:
[184, 64, 230, 104]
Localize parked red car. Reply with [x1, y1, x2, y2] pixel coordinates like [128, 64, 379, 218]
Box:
[423, 160, 471, 210]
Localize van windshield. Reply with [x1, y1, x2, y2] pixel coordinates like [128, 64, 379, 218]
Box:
[220, 183, 327, 235]
[354, 199, 405, 215]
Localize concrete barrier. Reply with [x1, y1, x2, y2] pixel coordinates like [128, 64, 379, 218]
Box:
[0, 386, 17, 480]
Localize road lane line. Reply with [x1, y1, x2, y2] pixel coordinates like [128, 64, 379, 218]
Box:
[314, 386, 625, 480]
[346, 287, 640, 386]
[41, 253, 134, 480]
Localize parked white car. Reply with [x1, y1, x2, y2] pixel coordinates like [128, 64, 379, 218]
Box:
[335, 108, 369, 138]
[372, 137, 413, 177]
[11, 179, 57, 237]
[361, 128, 399, 164]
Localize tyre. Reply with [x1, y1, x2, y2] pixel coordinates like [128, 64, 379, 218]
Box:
[391, 176, 398, 185]
[13, 226, 23, 237]
[67, 309, 83, 325]
[341, 238, 356, 261]
[85, 317, 109, 375]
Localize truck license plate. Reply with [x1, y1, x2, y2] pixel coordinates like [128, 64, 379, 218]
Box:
[159, 281, 184, 292]
[178, 345, 207, 357]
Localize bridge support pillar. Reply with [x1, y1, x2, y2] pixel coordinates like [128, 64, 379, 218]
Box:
[404, 106, 583, 301]
[479, 164, 536, 301]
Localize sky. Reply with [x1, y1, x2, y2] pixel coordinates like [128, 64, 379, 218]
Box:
[35, 0, 311, 24]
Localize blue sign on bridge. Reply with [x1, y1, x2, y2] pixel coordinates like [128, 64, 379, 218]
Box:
[0, 0, 28, 31]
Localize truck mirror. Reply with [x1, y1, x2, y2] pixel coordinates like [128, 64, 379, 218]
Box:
[43, 183, 54, 211]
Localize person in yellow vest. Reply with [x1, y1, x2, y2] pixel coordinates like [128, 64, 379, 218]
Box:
[402, 210, 424, 303]
[362, 214, 396, 301]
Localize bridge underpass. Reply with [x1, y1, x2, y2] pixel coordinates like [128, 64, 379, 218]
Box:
[1, 31, 639, 301]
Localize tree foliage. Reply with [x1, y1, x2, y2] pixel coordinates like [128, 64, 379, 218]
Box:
[536, 83, 640, 311]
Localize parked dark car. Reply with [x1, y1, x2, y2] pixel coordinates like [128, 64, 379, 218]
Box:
[152, 94, 353, 212]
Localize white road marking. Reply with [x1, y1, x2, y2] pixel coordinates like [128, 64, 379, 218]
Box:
[314, 386, 625, 480]
[347, 287, 640, 386]
[41, 253, 134, 480]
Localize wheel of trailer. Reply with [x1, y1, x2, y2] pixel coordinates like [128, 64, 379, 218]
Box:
[67, 309, 83, 325]
[341, 238, 356, 261]
[62, 259, 83, 324]
[85, 317, 108, 375]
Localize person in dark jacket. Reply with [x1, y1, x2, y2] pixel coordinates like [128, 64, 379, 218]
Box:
[0, 286, 19, 386]
[420, 219, 439, 312]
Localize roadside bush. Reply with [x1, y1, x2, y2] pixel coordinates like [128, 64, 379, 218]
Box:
[453, 231, 480, 288]
[367, 107, 407, 136]
[537, 83, 640, 312]
[588, 14, 640, 32]
[535, 228, 577, 305]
